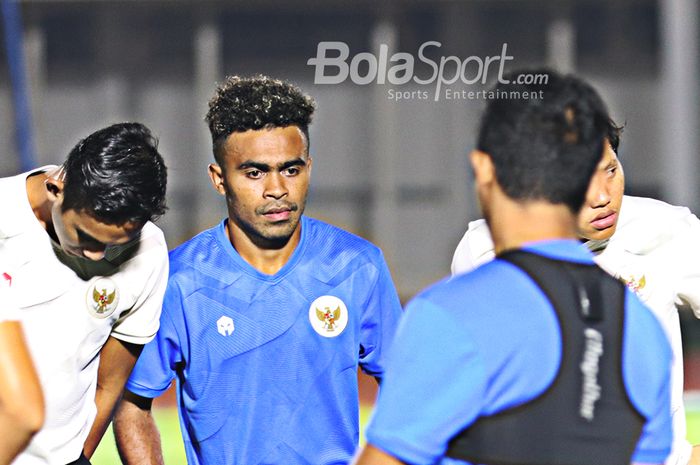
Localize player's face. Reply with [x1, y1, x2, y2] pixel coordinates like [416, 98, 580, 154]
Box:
[209, 125, 312, 247]
[50, 204, 141, 261]
[576, 140, 625, 241]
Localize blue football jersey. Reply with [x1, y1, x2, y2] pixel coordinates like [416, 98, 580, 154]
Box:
[127, 216, 403, 465]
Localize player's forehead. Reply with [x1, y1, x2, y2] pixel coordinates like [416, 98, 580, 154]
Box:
[222, 126, 307, 165]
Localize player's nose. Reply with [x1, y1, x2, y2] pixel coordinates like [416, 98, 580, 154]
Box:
[264, 173, 288, 199]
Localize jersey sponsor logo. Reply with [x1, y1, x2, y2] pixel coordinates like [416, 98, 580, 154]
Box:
[217, 315, 235, 336]
[580, 328, 603, 421]
[1, 272, 11, 287]
[309, 295, 348, 338]
[86, 277, 119, 319]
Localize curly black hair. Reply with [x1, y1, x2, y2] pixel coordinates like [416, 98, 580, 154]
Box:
[205, 75, 316, 163]
[62, 122, 168, 225]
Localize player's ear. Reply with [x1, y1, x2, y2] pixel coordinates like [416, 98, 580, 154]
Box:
[307, 156, 313, 177]
[44, 177, 64, 202]
[470, 150, 496, 186]
[44, 165, 66, 202]
[208, 163, 226, 196]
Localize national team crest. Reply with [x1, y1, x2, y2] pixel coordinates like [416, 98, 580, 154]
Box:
[86, 277, 119, 319]
[621, 274, 647, 298]
[309, 295, 349, 338]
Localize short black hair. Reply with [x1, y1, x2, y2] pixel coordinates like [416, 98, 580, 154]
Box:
[62, 122, 168, 225]
[477, 69, 615, 212]
[607, 121, 623, 154]
[205, 75, 316, 164]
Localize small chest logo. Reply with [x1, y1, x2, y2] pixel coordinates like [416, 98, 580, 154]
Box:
[1, 272, 11, 288]
[217, 316, 235, 336]
[309, 295, 349, 338]
[621, 274, 647, 298]
[86, 277, 119, 319]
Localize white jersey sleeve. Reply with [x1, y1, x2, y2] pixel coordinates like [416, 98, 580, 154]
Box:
[670, 211, 700, 318]
[110, 222, 169, 345]
[0, 271, 21, 322]
[451, 219, 496, 275]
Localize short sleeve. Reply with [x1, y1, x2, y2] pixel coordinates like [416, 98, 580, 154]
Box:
[111, 235, 169, 345]
[357, 253, 403, 381]
[126, 278, 185, 398]
[365, 297, 486, 465]
[0, 271, 20, 322]
[451, 219, 496, 275]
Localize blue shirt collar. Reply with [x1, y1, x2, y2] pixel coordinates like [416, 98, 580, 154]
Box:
[517, 239, 595, 264]
[213, 216, 309, 281]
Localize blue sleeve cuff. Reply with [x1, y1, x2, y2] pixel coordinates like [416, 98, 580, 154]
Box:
[125, 379, 172, 399]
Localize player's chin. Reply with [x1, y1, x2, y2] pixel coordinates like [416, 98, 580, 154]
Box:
[581, 225, 617, 242]
[261, 221, 298, 239]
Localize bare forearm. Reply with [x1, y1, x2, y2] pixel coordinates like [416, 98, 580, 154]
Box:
[0, 322, 44, 464]
[114, 393, 164, 465]
[84, 337, 143, 458]
[0, 414, 39, 465]
[688, 445, 700, 465]
[83, 384, 122, 458]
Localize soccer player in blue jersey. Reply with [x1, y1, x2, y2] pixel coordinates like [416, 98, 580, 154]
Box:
[113, 75, 403, 465]
[353, 70, 673, 465]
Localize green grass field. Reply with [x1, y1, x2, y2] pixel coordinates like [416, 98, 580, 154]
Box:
[93, 409, 185, 464]
[93, 406, 700, 464]
[689, 409, 700, 444]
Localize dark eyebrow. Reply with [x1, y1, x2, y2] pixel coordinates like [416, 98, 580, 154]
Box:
[238, 157, 307, 172]
[238, 161, 271, 172]
[279, 158, 307, 171]
[76, 227, 105, 247]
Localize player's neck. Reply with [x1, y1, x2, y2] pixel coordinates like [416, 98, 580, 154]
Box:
[226, 221, 302, 275]
[26, 172, 54, 231]
[489, 200, 578, 254]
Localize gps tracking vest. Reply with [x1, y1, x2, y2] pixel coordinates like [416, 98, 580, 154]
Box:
[445, 250, 644, 465]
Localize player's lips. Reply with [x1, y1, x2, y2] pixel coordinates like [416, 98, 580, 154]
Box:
[260, 204, 296, 222]
[264, 210, 291, 221]
[590, 211, 617, 230]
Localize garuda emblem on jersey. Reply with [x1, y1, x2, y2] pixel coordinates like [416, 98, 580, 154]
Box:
[621, 274, 647, 298]
[317, 306, 341, 332]
[86, 277, 119, 319]
[308, 295, 349, 338]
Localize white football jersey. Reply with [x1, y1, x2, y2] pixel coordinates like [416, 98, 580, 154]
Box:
[451, 195, 700, 465]
[0, 168, 168, 465]
[0, 268, 21, 322]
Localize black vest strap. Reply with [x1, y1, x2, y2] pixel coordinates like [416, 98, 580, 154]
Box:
[445, 250, 644, 465]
